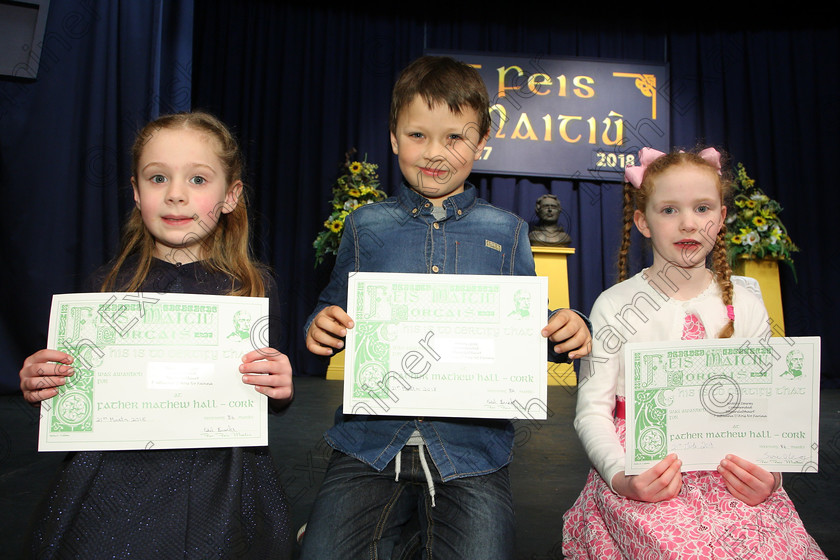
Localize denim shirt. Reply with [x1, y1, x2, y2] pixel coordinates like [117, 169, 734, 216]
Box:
[306, 183, 577, 481]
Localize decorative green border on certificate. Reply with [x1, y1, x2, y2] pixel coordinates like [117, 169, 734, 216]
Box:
[633, 389, 668, 461]
[51, 304, 96, 432]
[352, 322, 392, 400]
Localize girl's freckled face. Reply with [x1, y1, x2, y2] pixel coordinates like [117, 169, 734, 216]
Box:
[634, 164, 726, 271]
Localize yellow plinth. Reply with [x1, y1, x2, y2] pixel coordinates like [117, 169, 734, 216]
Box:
[532, 246, 577, 386]
[732, 258, 785, 336]
[325, 352, 345, 380]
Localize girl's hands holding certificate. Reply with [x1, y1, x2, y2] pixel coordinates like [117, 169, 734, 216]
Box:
[612, 454, 683, 503]
[717, 454, 779, 506]
[240, 348, 294, 411]
[611, 453, 779, 506]
[19, 349, 75, 404]
[22, 347, 294, 410]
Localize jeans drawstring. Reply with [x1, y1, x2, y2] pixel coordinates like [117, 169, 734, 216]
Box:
[394, 440, 437, 507]
[417, 444, 436, 507]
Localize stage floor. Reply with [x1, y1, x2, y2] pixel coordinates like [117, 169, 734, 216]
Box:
[3, 376, 838, 559]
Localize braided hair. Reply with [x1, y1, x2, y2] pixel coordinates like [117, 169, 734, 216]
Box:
[618, 149, 735, 338]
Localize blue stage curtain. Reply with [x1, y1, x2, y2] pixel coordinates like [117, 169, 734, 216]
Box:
[192, 5, 839, 383]
[2, 2, 838, 390]
[0, 0, 194, 392]
[191, 2, 426, 377]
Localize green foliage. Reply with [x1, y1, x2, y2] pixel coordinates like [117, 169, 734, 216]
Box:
[313, 152, 387, 267]
[725, 163, 799, 276]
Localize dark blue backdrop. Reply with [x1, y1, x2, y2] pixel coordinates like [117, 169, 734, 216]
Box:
[1, 1, 838, 392]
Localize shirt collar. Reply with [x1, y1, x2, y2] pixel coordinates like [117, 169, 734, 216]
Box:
[397, 182, 477, 220]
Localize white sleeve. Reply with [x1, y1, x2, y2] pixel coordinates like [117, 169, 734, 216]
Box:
[733, 284, 772, 338]
[573, 291, 626, 491]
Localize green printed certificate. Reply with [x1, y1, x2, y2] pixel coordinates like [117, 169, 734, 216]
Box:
[39, 292, 270, 451]
[625, 337, 821, 474]
[343, 272, 548, 419]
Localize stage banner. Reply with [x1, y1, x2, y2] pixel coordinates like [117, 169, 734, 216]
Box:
[428, 51, 670, 181]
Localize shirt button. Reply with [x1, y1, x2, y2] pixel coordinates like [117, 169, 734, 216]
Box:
[432, 266, 439, 273]
[456, 209, 463, 216]
[412, 208, 418, 214]
[424, 202, 430, 208]
[433, 222, 440, 230]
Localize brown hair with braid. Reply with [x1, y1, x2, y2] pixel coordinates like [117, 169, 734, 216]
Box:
[618, 148, 735, 338]
[101, 111, 266, 297]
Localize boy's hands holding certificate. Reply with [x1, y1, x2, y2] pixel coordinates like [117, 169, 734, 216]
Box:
[308, 273, 592, 419]
[306, 305, 355, 355]
[542, 309, 591, 360]
[307, 305, 592, 359]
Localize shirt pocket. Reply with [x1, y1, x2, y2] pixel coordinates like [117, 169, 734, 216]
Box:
[454, 238, 507, 274]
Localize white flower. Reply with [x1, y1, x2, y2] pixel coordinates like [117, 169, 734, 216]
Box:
[744, 231, 760, 246]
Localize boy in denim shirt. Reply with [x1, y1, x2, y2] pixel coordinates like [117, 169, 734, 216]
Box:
[301, 55, 592, 559]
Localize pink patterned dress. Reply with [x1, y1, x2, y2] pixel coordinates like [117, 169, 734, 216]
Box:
[562, 314, 827, 559]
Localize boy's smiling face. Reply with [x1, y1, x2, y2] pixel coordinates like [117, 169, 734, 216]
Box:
[390, 95, 488, 206]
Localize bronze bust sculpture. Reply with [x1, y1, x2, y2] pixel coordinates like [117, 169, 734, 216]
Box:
[529, 194, 571, 246]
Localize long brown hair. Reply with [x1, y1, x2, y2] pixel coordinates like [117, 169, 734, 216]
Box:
[101, 111, 266, 297]
[618, 149, 735, 338]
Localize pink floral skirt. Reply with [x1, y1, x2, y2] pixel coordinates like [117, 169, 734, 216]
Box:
[562, 417, 826, 559]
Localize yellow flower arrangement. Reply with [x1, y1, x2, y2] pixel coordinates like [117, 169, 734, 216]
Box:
[313, 151, 387, 267]
[725, 163, 799, 276]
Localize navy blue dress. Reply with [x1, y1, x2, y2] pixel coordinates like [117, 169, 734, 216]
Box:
[29, 258, 292, 559]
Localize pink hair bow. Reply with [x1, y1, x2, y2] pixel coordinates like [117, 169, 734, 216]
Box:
[623, 147, 722, 189]
[624, 147, 666, 188]
[697, 147, 722, 174]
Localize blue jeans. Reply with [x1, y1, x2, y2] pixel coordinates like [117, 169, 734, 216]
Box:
[299, 448, 515, 559]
